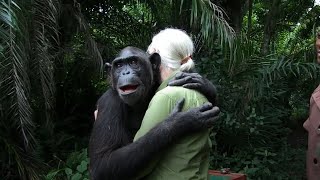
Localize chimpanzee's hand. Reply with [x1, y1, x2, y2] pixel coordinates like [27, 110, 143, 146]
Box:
[168, 72, 217, 105]
[167, 98, 220, 135]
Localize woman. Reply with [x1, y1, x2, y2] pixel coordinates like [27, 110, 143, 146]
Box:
[303, 28, 320, 180]
[134, 28, 215, 180]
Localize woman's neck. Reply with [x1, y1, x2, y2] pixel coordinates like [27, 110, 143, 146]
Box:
[160, 66, 174, 82]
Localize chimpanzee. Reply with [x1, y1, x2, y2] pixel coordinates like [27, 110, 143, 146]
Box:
[89, 46, 218, 180]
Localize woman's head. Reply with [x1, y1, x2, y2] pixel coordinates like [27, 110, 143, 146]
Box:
[147, 28, 195, 72]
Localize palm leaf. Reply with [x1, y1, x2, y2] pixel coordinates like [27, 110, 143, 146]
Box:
[0, 0, 35, 152]
[188, 0, 235, 48]
[260, 58, 320, 83]
[222, 35, 320, 101]
[139, 0, 234, 48]
[71, 1, 103, 74]
[31, 0, 60, 129]
[0, 0, 42, 179]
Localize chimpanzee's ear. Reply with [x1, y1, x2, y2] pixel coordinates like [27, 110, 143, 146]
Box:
[149, 53, 161, 70]
[104, 62, 114, 88]
[104, 62, 112, 72]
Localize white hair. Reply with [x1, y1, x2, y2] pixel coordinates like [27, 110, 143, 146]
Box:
[147, 28, 195, 71]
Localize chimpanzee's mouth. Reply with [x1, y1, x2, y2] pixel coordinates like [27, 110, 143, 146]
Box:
[119, 84, 139, 94]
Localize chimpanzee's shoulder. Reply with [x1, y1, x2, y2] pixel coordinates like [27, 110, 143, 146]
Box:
[97, 89, 121, 108]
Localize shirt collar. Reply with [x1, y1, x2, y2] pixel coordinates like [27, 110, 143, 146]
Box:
[156, 70, 180, 92]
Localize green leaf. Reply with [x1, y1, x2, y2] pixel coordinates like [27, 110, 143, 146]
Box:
[71, 173, 82, 180]
[65, 168, 73, 176]
[45, 170, 60, 179]
[76, 160, 88, 173]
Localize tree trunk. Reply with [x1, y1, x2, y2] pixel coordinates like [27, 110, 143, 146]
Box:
[247, 0, 253, 38]
[221, 0, 246, 34]
[261, 0, 281, 55]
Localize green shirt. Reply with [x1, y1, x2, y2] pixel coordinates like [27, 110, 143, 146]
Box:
[134, 71, 211, 180]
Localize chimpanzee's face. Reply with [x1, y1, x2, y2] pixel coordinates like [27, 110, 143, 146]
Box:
[111, 47, 160, 106]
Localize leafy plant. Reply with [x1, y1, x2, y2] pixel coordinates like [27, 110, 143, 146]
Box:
[44, 149, 89, 180]
[197, 35, 315, 179]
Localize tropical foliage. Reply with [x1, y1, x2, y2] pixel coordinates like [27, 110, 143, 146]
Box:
[0, 0, 319, 179]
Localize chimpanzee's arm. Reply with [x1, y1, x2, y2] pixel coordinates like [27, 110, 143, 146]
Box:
[168, 72, 217, 105]
[90, 97, 219, 180]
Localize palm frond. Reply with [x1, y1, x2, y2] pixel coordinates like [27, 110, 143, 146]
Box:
[221, 35, 320, 101]
[31, 0, 60, 128]
[0, 0, 35, 152]
[141, 0, 234, 49]
[71, 1, 103, 74]
[260, 58, 320, 84]
[0, 1, 42, 179]
[188, 0, 235, 48]
[2, 137, 42, 180]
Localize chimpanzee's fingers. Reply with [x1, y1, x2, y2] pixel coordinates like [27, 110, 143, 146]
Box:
[188, 73, 202, 78]
[182, 83, 201, 89]
[168, 76, 192, 86]
[201, 106, 220, 118]
[197, 102, 213, 112]
[176, 73, 202, 81]
[174, 71, 185, 79]
[182, 77, 202, 85]
[205, 116, 220, 128]
[174, 72, 200, 79]
[171, 98, 185, 114]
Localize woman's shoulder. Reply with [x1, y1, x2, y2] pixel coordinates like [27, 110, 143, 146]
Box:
[157, 86, 206, 101]
[159, 86, 193, 95]
[314, 84, 320, 93]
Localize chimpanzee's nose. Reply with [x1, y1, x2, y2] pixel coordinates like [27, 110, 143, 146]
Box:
[122, 69, 131, 75]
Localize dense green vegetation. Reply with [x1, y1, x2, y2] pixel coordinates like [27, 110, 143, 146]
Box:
[1, 0, 320, 179]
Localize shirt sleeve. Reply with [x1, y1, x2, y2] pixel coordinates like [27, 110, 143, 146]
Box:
[134, 92, 175, 141]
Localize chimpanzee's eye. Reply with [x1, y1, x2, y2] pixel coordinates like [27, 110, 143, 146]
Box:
[130, 59, 138, 66]
[116, 62, 123, 68]
[130, 59, 138, 67]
